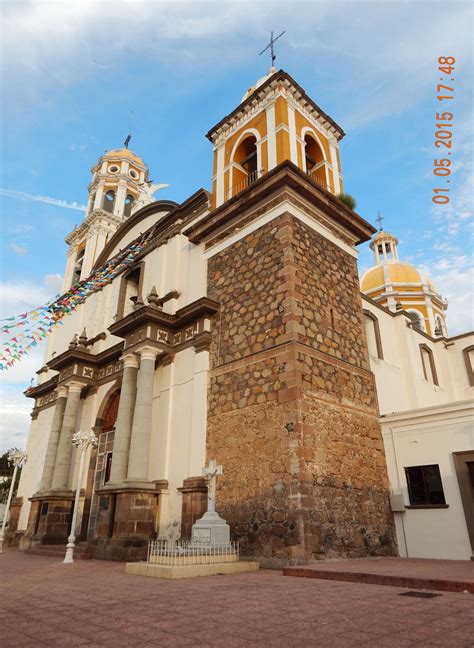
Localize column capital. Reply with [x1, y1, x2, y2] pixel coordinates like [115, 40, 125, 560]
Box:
[65, 381, 85, 394]
[57, 385, 69, 399]
[121, 353, 139, 369]
[137, 346, 160, 362]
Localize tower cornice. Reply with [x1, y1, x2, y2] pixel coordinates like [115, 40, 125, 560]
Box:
[206, 69, 345, 144]
[65, 209, 122, 246]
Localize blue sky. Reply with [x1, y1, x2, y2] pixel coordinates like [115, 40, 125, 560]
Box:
[1, 0, 473, 452]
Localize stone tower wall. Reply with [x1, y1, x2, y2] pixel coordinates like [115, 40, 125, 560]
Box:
[206, 213, 396, 565]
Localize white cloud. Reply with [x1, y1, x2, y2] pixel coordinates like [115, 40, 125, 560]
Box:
[419, 255, 474, 336]
[0, 188, 86, 211]
[0, 273, 64, 452]
[7, 223, 34, 234]
[2, 1, 472, 129]
[0, 388, 33, 454]
[43, 274, 64, 296]
[8, 242, 28, 256]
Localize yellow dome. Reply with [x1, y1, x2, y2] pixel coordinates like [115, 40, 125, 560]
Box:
[102, 148, 147, 168]
[361, 262, 423, 292]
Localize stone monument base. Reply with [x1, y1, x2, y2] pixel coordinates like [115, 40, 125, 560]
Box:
[125, 560, 259, 580]
[191, 510, 230, 545]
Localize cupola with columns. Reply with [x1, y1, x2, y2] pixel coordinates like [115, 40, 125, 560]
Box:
[361, 229, 448, 337]
[63, 146, 167, 290]
[207, 67, 345, 209]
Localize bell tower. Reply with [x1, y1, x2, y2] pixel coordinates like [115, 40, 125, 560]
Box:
[87, 148, 149, 219]
[208, 68, 345, 208]
[188, 68, 397, 563]
[63, 147, 166, 291]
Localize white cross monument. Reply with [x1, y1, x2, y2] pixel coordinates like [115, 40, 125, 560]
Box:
[191, 459, 230, 546]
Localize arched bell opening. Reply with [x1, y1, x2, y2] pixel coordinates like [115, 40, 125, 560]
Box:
[123, 193, 135, 218]
[71, 247, 85, 287]
[231, 134, 259, 197]
[102, 189, 116, 214]
[304, 134, 326, 188]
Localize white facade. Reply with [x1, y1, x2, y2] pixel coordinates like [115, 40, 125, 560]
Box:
[17, 194, 213, 539]
[363, 295, 474, 560]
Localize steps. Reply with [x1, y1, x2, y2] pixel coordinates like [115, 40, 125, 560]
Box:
[25, 544, 93, 560]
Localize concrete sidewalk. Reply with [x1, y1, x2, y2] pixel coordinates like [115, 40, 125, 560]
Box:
[283, 557, 474, 593]
[0, 549, 473, 647]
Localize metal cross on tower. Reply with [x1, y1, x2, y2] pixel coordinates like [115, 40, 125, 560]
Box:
[259, 30, 286, 67]
[376, 212, 384, 231]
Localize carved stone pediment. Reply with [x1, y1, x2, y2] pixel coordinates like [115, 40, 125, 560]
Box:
[109, 296, 219, 355]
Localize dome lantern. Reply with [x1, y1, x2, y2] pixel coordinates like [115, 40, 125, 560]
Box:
[361, 227, 448, 337]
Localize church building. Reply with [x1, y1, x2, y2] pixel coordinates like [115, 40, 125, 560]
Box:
[11, 67, 473, 564]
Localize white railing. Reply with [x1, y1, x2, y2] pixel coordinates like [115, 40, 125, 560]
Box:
[229, 169, 261, 199]
[147, 540, 239, 566]
[306, 168, 329, 192]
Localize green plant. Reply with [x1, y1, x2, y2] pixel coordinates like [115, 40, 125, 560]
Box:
[337, 193, 357, 210]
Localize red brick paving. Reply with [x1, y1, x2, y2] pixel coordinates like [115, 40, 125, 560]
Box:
[0, 549, 473, 647]
[283, 557, 474, 593]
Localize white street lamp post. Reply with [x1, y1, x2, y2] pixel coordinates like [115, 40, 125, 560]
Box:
[63, 431, 97, 564]
[0, 449, 27, 554]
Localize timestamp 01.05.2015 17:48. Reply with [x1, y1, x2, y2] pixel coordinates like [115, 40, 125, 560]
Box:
[432, 56, 456, 205]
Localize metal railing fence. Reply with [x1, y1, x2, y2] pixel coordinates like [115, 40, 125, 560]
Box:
[147, 540, 239, 566]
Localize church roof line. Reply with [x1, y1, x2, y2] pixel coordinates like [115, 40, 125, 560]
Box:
[205, 69, 345, 143]
[92, 190, 209, 271]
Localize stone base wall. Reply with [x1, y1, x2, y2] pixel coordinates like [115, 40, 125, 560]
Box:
[179, 477, 208, 539]
[298, 396, 396, 560]
[89, 489, 157, 561]
[88, 536, 149, 562]
[206, 213, 396, 566]
[4, 497, 23, 547]
[22, 495, 74, 546]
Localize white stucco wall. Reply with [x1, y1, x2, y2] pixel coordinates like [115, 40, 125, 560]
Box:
[16, 406, 55, 530]
[382, 402, 474, 560]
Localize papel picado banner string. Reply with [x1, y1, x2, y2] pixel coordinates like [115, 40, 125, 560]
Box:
[0, 226, 156, 372]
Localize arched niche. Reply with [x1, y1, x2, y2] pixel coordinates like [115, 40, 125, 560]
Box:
[301, 128, 327, 188]
[229, 129, 261, 198]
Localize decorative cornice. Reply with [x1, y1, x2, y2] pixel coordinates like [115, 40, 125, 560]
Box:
[24, 375, 58, 399]
[206, 69, 345, 144]
[109, 296, 219, 342]
[184, 160, 375, 246]
[65, 209, 122, 246]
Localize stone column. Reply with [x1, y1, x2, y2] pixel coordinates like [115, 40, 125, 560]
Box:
[109, 354, 139, 484]
[51, 382, 82, 491]
[39, 386, 68, 492]
[126, 347, 158, 482]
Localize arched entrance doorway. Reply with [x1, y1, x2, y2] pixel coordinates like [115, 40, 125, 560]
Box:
[85, 387, 121, 539]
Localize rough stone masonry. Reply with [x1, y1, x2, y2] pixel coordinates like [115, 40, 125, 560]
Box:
[206, 212, 397, 566]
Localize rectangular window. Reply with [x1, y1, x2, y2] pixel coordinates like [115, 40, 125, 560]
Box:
[104, 452, 113, 484]
[405, 464, 446, 506]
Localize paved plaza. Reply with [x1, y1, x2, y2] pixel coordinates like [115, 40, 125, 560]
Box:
[1, 550, 473, 647]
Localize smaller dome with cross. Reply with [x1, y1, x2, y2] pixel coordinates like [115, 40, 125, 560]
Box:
[361, 226, 448, 337]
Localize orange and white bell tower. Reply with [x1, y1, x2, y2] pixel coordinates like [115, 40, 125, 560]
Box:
[207, 68, 345, 208]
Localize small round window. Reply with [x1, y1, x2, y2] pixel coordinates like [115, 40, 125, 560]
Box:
[105, 190, 115, 201]
[129, 169, 138, 179]
[109, 165, 119, 173]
